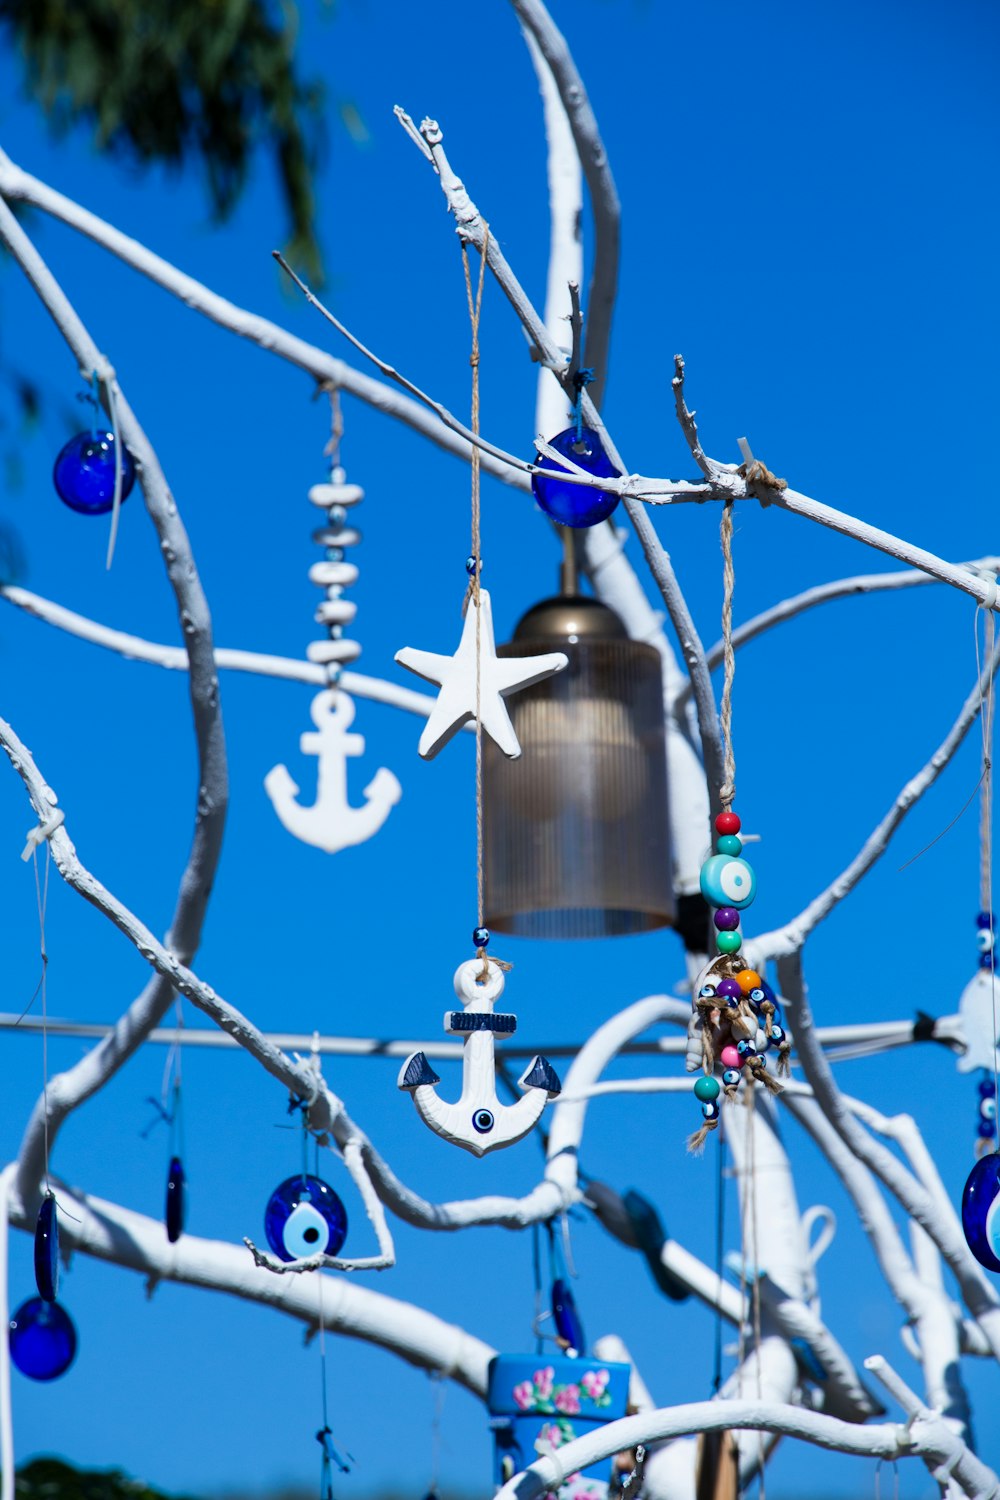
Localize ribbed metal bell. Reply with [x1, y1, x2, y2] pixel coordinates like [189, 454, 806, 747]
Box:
[483, 594, 674, 938]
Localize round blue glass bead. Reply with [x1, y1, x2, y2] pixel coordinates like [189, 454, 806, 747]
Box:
[551, 1276, 585, 1353]
[962, 1153, 1000, 1271]
[264, 1174, 347, 1262]
[981, 953, 996, 970]
[700, 854, 756, 910]
[736, 1039, 756, 1058]
[980, 1119, 998, 1139]
[9, 1297, 77, 1380]
[531, 426, 620, 529]
[53, 431, 136, 516]
[769, 1024, 786, 1045]
[977, 929, 995, 954]
[715, 835, 742, 857]
[472, 926, 490, 949]
[979, 1078, 997, 1097]
[701, 1101, 720, 1121]
[33, 1194, 58, 1303]
[166, 1155, 185, 1244]
[977, 911, 996, 928]
[722, 1068, 741, 1087]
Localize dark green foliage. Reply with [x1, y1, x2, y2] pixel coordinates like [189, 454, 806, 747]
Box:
[0, 0, 326, 279]
[14, 1458, 194, 1500]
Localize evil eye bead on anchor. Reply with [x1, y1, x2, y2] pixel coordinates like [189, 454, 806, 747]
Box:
[472, 1108, 495, 1135]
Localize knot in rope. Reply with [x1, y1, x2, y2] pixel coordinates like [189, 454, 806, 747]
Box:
[741, 457, 787, 492]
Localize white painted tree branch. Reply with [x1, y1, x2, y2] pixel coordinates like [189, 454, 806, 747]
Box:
[674, 558, 1000, 712]
[776, 952, 1000, 1362]
[0, 195, 230, 1210]
[493, 1380, 1000, 1500]
[4, 1172, 491, 1389]
[510, 0, 620, 408]
[0, 583, 446, 722]
[864, 1356, 999, 1499]
[757, 632, 1000, 958]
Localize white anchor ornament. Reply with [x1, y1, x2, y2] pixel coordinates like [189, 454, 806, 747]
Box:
[398, 958, 561, 1156]
[958, 968, 1000, 1075]
[265, 690, 401, 853]
[266, 466, 400, 853]
[395, 589, 567, 759]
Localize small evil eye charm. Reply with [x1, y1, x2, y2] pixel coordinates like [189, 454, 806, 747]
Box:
[701, 1101, 720, 1121]
[165, 1156, 185, 1244]
[264, 1173, 348, 1262]
[698, 983, 717, 999]
[769, 1024, 786, 1046]
[982, 1098, 998, 1123]
[977, 929, 995, 954]
[962, 1153, 1000, 1272]
[9, 1297, 77, 1381]
[472, 1108, 495, 1134]
[736, 1039, 756, 1059]
[723, 1068, 741, 1087]
[700, 854, 756, 911]
[552, 1277, 585, 1353]
[34, 1194, 59, 1303]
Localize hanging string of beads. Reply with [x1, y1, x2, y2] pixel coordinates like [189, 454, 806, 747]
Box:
[688, 499, 789, 1155]
[307, 390, 363, 689]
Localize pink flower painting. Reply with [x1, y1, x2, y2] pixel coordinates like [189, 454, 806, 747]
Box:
[581, 1368, 609, 1401]
[554, 1383, 581, 1415]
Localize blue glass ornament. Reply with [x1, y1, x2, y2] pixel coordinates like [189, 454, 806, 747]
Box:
[551, 1276, 585, 1353]
[53, 431, 136, 516]
[9, 1297, 77, 1381]
[700, 854, 756, 910]
[472, 926, 490, 949]
[166, 1156, 185, 1244]
[264, 1173, 347, 1262]
[701, 1101, 720, 1121]
[980, 1078, 998, 1097]
[33, 1194, 58, 1303]
[723, 1068, 741, 1086]
[962, 1153, 1000, 1272]
[977, 911, 996, 928]
[531, 426, 620, 529]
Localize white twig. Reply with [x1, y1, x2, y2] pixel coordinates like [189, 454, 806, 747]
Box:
[758, 632, 1000, 958]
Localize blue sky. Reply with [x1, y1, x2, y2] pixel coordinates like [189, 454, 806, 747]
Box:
[1, 0, 999, 1496]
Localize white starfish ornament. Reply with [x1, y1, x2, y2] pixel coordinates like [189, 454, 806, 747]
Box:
[395, 588, 567, 759]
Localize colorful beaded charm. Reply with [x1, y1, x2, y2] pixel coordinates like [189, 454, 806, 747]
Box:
[686, 812, 790, 1150]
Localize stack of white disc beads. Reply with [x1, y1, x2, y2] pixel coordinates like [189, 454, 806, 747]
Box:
[307, 465, 363, 685]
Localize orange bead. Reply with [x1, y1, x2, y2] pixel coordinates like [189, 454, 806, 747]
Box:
[736, 969, 761, 994]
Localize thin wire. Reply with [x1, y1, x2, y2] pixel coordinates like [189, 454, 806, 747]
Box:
[712, 1127, 725, 1393]
[461, 229, 490, 961]
[719, 500, 737, 808]
[31, 845, 52, 1192]
[747, 1099, 766, 1499]
[974, 604, 999, 1120]
[427, 1373, 445, 1496]
[531, 1222, 544, 1353]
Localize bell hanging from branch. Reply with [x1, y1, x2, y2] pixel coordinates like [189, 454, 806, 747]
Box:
[483, 543, 674, 939]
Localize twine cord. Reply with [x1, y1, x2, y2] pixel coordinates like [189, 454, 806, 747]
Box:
[32, 846, 52, 1192]
[461, 229, 490, 971]
[974, 603, 999, 1129]
[719, 500, 736, 808]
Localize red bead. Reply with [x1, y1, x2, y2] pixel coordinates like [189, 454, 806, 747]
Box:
[715, 812, 741, 835]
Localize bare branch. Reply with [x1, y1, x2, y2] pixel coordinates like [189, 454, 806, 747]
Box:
[0, 192, 229, 1207]
[757, 632, 1000, 958]
[511, 0, 620, 407]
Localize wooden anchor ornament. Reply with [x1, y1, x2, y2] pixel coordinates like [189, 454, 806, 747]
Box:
[395, 587, 567, 760]
[265, 464, 401, 851]
[398, 957, 561, 1156]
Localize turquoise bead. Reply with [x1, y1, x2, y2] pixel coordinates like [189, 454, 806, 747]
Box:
[716, 834, 742, 856]
[716, 931, 742, 955]
[694, 1075, 720, 1103]
[700, 853, 757, 910]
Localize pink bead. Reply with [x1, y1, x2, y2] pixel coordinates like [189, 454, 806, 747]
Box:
[720, 1045, 741, 1070]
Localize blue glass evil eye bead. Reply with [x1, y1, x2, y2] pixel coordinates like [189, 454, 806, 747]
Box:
[531, 425, 620, 529]
[34, 1194, 58, 1303]
[982, 1099, 998, 1122]
[701, 1101, 720, 1121]
[977, 929, 995, 954]
[700, 854, 756, 911]
[264, 1174, 347, 1262]
[723, 1068, 741, 1087]
[472, 926, 490, 949]
[962, 1153, 1000, 1272]
[53, 431, 136, 516]
[9, 1297, 77, 1381]
[166, 1156, 185, 1244]
[551, 1277, 585, 1353]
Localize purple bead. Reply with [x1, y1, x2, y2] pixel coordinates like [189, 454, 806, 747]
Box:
[714, 907, 740, 932]
[715, 978, 743, 1003]
[977, 912, 996, 929]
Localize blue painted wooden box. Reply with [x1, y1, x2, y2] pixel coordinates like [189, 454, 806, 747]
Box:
[487, 1353, 631, 1497]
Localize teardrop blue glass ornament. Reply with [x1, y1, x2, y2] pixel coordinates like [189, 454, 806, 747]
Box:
[961, 1152, 1000, 1272]
[551, 1276, 585, 1353]
[53, 431, 136, 516]
[9, 1297, 77, 1381]
[264, 1173, 347, 1262]
[165, 1156, 185, 1244]
[531, 426, 620, 529]
[33, 1194, 59, 1302]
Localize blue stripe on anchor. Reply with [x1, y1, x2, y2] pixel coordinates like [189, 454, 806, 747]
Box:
[446, 1011, 517, 1035]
